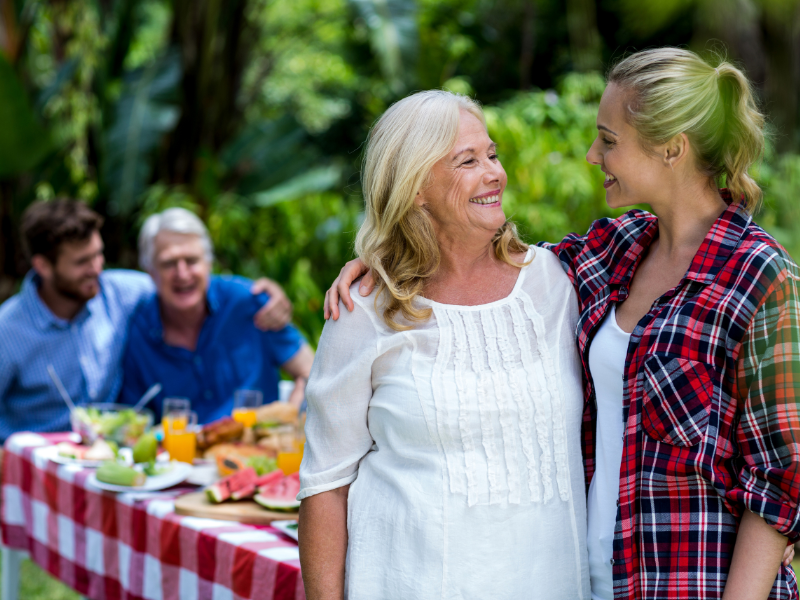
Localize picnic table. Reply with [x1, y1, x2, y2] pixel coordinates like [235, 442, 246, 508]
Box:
[0, 432, 305, 600]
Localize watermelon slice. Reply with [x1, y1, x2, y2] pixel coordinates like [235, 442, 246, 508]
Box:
[254, 472, 301, 511]
[255, 469, 284, 487]
[205, 467, 258, 503]
[231, 483, 257, 501]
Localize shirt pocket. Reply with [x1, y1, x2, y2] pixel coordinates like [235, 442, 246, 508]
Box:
[640, 354, 715, 447]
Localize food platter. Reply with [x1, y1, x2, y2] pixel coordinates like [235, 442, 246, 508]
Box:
[173, 491, 298, 524]
[37, 444, 134, 468]
[86, 461, 193, 493]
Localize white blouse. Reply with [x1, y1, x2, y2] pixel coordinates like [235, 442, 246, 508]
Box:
[299, 248, 590, 600]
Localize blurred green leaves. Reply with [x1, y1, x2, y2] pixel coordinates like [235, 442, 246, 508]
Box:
[102, 52, 181, 215]
[0, 55, 50, 178]
[350, 0, 418, 93]
[486, 72, 617, 244]
[4, 0, 800, 344]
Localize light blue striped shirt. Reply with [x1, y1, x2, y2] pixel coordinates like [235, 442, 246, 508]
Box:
[0, 269, 154, 442]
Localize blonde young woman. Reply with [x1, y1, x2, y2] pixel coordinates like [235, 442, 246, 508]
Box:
[298, 91, 590, 599]
[325, 48, 800, 600]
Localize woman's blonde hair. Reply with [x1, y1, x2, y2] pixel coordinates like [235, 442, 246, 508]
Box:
[608, 48, 766, 212]
[355, 90, 528, 331]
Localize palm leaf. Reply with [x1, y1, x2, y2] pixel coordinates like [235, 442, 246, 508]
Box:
[101, 50, 181, 215]
[349, 0, 418, 93]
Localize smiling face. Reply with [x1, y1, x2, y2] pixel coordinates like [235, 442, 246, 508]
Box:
[151, 231, 211, 313]
[45, 231, 105, 302]
[415, 110, 508, 243]
[586, 83, 668, 209]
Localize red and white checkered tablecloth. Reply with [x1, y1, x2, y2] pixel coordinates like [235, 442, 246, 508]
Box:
[1, 432, 305, 600]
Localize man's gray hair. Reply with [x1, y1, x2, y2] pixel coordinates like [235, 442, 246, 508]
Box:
[138, 207, 214, 271]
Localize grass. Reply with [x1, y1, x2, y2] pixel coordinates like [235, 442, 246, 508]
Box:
[0, 558, 81, 600]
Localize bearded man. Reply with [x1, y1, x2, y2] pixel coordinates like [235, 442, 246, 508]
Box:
[0, 200, 292, 441]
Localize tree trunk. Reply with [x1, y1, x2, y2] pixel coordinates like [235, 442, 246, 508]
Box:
[0, 182, 20, 302]
[519, 0, 536, 89]
[761, 0, 800, 152]
[161, 0, 254, 193]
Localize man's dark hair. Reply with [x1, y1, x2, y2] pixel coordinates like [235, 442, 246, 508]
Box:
[21, 199, 104, 264]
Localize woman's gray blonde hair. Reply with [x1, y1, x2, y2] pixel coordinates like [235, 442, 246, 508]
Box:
[608, 47, 766, 212]
[355, 90, 528, 331]
[138, 207, 214, 271]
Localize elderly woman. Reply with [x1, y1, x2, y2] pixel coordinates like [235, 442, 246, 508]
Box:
[120, 207, 314, 421]
[298, 91, 590, 599]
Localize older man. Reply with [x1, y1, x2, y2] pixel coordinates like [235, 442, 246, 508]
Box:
[0, 200, 293, 442]
[120, 208, 314, 423]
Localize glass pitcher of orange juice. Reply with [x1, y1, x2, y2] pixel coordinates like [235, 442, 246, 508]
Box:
[167, 410, 198, 464]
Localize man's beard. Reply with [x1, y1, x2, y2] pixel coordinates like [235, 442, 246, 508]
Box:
[52, 271, 99, 303]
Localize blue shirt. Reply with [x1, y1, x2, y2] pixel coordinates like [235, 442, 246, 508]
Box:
[0, 270, 154, 442]
[120, 275, 305, 424]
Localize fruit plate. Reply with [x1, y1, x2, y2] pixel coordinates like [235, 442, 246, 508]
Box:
[37, 445, 134, 468]
[271, 520, 299, 541]
[86, 461, 193, 493]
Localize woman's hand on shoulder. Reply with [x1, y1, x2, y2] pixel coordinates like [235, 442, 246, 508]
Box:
[324, 258, 374, 320]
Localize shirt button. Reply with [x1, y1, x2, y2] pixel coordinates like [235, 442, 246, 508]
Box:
[204, 390, 213, 400]
[610, 559, 615, 566]
[616, 499, 620, 507]
[194, 356, 202, 366]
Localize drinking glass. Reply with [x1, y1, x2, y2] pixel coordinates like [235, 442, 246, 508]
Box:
[162, 397, 191, 451]
[276, 421, 305, 475]
[232, 389, 263, 428]
[167, 410, 198, 464]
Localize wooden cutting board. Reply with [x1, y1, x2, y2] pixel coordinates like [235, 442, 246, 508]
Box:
[174, 492, 299, 525]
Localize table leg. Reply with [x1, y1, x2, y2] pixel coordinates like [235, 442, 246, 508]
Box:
[1, 545, 24, 600]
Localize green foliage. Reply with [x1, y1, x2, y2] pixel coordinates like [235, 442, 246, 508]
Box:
[102, 52, 181, 215]
[755, 153, 800, 260]
[3, 0, 800, 346]
[243, 0, 362, 133]
[486, 72, 622, 244]
[0, 55, 50, 178]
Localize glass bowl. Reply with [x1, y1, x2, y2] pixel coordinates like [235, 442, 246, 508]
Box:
[70, 403, 154, 447]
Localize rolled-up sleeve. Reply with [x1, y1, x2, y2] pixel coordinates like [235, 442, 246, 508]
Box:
[297, 302, 379, 500]
[733, 270, 800, 541]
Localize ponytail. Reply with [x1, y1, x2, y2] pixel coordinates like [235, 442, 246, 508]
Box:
[715, 62, 765, 211]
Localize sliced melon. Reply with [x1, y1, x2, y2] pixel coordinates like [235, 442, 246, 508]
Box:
[254, 493, 300, 512]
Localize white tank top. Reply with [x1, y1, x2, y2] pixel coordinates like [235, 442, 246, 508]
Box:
[587, 305, 631, 600]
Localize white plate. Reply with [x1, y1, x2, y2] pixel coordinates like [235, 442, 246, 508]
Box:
[37, 445, 133, 468]
[86, 461, 193, 492]
[271, 520, 299, 541]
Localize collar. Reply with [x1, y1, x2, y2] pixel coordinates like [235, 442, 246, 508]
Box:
[21, 270, 94, 331]
[683, 190, 751, 284]
[607, 190, 750, 288]
[607, 216, 659, 287]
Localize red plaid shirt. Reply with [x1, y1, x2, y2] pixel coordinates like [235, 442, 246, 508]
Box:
[543, 191, 800, 599]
